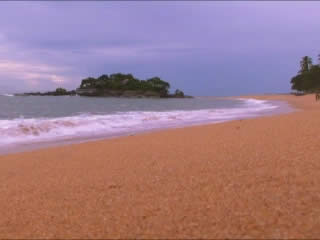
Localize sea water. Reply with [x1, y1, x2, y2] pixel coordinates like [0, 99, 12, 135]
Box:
[0, 94, 292, 153]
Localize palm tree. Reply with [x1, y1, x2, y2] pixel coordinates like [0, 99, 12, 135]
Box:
[300, 56, 313, 73]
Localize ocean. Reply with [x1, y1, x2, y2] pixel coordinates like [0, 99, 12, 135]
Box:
[0, 94, 291, 154]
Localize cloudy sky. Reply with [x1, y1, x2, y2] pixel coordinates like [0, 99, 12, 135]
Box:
[0, 2, 319, 96]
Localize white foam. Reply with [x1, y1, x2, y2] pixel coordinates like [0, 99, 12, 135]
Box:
[0, 93, 14, 97]
[0, 98, 278, 147]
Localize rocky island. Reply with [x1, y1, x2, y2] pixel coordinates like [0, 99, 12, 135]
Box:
[17, 73, 192, 98]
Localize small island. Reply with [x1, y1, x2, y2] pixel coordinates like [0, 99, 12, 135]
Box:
[17, 73, 192, 98]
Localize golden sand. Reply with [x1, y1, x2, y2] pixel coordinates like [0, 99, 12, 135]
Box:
[1, 94, 320, 239]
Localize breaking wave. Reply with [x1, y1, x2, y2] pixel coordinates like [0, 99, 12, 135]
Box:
[0, 98, 278, 147]
[0, 93, 14, 97]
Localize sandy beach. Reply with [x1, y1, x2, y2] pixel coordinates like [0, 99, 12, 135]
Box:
[1, 94, 320, 239]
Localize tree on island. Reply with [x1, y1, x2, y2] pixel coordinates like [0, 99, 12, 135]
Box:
[55, 88, 67, 95]
[174, 89, 185, 97]
[291, 54, 320, 93]
[79, 73, 171, 96]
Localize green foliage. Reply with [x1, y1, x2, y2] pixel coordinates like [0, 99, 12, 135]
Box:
[299, 56, 313, 73]
[174, 89, 185, 97]
[79, 73, 171, 96]
[55, 88, 68, 95]
[291, 55, 320, 93]
[80, 77, 97, 89]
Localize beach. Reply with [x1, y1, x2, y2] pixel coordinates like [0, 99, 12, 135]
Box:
[1, 94, 320, 238]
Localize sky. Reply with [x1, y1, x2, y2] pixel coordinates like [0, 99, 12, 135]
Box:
[0, 2, 319, 96]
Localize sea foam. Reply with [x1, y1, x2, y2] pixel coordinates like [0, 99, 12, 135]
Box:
[0, 93, 14, 97]
[0, 98, 278, 148]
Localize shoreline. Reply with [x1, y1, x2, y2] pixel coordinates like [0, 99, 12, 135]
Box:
[0, 96, 293, 156]
[1, 93, 320, 238]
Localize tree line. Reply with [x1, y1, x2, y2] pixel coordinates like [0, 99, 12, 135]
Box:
[291, 54, 320, 93]
[79, 73, 171, 96]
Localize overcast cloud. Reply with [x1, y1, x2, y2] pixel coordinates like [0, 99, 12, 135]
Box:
[0, 2, 319, 96]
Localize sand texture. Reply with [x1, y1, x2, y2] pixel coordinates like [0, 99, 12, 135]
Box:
[1, 94, 320, 239]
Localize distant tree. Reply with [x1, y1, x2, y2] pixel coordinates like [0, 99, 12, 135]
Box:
[146, 77, 170, 95]
[291, 55, 320, 93]
[80, 77, 97, 89]
[299, 56, 313, 73]
[291, 74, 304, 92]
[98, 74, 109, 81]
[174, 89, 185, 97]
[55, 88, 67, 95]
[78, 73, 172, 96]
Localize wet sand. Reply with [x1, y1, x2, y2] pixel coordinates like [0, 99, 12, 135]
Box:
[1, 94, 320, 239]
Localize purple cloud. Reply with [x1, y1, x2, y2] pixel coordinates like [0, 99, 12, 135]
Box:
[0, 2, 319, 95]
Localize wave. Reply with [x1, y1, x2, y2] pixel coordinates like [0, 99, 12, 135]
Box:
[0, 93, 14, 97]
[0, 98, 278, 147]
